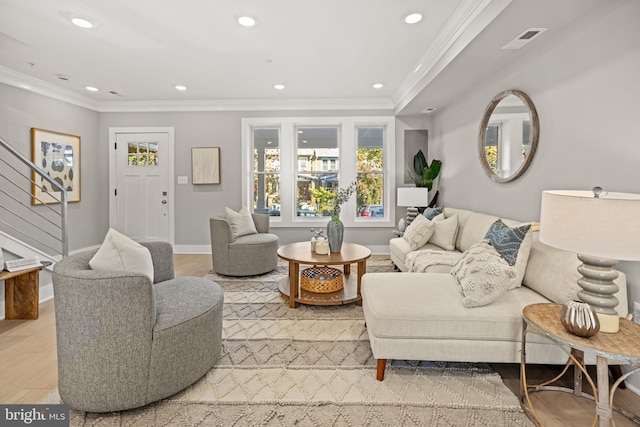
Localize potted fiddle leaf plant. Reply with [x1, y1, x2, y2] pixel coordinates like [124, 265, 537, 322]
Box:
[408, 150, 441, 190]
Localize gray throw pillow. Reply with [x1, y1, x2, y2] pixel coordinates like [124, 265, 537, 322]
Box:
[423, 206, 443, 220]
[483, 219, 531, 266]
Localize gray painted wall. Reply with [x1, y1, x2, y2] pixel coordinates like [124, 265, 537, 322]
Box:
[0, 84, 103, 250]
[98, 109, 402, 251]
[429, 1, 640, 313]
[0, 86, 426, 253]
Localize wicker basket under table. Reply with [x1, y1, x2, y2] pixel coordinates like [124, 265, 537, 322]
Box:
[300, 266, 344, 293]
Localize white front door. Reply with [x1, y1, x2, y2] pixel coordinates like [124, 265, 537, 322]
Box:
[111, 130, 173, 242]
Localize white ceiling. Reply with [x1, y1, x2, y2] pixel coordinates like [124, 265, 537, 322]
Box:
[0, 0, 611, 114]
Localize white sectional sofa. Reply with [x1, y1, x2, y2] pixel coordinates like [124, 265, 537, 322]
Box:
[362, 207, 629, 380]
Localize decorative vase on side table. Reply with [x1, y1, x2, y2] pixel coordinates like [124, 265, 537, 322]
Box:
[326, 182, 356, 254]
[327, 217, 344, 253]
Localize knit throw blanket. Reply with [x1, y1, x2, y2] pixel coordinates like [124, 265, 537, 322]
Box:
[406, 249, 463, 272]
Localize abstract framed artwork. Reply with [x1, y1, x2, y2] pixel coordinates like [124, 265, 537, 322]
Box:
[192, 147, 221, 184]
[31, 128, 81, 204]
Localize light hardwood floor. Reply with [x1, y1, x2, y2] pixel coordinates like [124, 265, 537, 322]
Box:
[1, 253, 638, 427]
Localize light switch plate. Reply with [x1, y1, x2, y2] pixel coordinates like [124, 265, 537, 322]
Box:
[177, 176, 188, 184]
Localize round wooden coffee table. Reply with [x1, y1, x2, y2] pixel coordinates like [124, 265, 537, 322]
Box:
[277, 242, 371, 308]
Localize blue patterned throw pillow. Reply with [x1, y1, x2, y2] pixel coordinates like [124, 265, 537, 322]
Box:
[483, 219, 531, 266]
[423, 206, 443, 220]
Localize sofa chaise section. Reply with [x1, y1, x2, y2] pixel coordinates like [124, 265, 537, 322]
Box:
[364, 207, 628, 380]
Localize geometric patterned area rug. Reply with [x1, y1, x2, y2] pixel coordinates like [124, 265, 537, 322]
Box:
[50, 255, 534, 426]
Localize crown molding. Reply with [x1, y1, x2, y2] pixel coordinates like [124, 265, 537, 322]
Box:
[0, 0, 511, 116]
[0, 65, 100, 111]
[392, 0, 513, 114]
[1, 0, 509, 116]
[0, 66, 393, 113]
[95, 97, 394, 113]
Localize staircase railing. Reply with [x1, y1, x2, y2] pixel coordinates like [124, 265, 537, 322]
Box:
[0, 135, 68, 257]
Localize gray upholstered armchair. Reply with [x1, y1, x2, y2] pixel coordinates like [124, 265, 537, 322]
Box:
[210, 213, 279, 276]
[52, 241, 224, 412]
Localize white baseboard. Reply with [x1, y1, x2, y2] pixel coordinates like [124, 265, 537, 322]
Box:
[621, 365, 640, 396]
[368, 245, 390, 255]
[173, 244, 390, 255]
[174, 245, 211, 254]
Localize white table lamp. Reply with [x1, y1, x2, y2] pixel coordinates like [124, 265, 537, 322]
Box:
[397, 187, 429, 228]
[539, 188, 640, 333]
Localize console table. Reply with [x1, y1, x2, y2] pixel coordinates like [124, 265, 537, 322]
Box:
[521, 303, 640, 427]
[1, 264, 45, 319]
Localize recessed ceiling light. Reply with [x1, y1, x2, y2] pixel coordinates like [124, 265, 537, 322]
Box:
[404, 13, 423, 24]
[372, 83, 384, 89]
[85, 86, 99, 92]
[71, 18, 94, 29]
[175, 85, 187, 91]
[238, 16, 256, 27]
[274, 84, 285, 90]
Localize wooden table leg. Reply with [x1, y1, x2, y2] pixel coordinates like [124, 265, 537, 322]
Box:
[596, 356, 612, 427]
[572, 349, 584, 396]
[356, 260, 366, 306]
[289, 261, 299, 308]
[4, 270, 40, 320]
[344, 263, 351, 275]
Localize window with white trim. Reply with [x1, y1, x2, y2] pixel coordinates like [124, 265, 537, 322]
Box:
[252, 128, 280, 214]
[242, 117, 395, 227]
[356, 127, 385, 218]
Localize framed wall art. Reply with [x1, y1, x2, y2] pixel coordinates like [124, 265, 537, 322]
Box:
[192, 147, 221, 184]
[31, 128, 81, 204]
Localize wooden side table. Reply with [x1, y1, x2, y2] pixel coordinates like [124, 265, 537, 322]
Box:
[1, 264, 45, 319]
[521, 303, 640, 427]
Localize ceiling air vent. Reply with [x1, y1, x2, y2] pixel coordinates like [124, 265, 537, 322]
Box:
[502, 28, 547, 50]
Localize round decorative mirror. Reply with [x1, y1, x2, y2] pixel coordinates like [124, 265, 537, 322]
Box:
[478, 89, 539, 182]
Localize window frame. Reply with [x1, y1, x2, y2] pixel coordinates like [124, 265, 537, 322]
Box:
[241, 116, 395, 228]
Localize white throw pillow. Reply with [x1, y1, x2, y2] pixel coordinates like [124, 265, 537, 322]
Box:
[225, 207, 258, 239]
[450, 240, 518, 308]
[89, 228, 154, 282]
[402, 215, 436, 250]
[429, 215, 459, 251]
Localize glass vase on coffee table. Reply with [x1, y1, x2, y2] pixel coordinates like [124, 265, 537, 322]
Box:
[327, 216, 344, 253]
